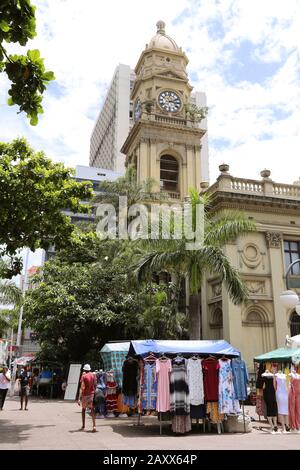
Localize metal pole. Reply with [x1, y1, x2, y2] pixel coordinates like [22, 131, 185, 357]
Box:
[285, 259, 300, 290]
[242, 401, 246, 433]
[16, 247, 30, 350]
[10, 248, 30, 397]
[8, 328, 13, 369]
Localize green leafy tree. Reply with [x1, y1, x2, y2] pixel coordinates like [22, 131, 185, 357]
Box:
[0, 138, 93, 277]
[23, 243, 140, 363]
[135, 188, 256, 339]
[0, 0, 55, 124]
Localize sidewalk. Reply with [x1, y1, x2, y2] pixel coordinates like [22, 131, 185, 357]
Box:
[0, 397, 298, 450]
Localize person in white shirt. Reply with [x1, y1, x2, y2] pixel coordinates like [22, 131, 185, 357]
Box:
[0, 366, 11, 410]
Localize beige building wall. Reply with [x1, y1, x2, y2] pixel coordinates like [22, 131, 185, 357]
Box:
[204, 166, 300, 371]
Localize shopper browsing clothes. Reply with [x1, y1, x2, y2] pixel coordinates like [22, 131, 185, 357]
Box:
[77, 364, 97, 432]
[0, 365, 11, 410]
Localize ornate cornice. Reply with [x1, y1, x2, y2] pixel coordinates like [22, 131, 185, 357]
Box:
[209, 191, 300, 216]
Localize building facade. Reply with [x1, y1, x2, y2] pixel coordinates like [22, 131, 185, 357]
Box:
[89, 64, 135, 172]
[202, 166, 300, 371]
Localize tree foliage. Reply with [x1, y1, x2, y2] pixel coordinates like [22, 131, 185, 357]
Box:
[0, 138, 93, 276]
[0, 0, 55, 124]
[23, 233, 188, 363]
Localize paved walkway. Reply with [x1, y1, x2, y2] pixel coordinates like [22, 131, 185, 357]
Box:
[0, 397, 299, 449]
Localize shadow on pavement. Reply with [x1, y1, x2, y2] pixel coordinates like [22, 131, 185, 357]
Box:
[0, 420, 55, 444]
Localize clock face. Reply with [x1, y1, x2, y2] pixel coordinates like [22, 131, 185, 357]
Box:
[158, 90, 181, 113]
[134, 99, 142, 120]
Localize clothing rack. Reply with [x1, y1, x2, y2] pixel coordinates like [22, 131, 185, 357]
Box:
[124, 351, 247, 436]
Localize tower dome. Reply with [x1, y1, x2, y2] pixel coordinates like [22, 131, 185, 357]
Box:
[148, 21, 179, 52]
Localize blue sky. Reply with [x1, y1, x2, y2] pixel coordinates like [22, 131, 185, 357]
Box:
[0, 0, 299, 185]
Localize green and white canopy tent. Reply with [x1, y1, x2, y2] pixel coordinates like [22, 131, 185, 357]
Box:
[254, 347, 300, 364]
[100, 342, 130, 387]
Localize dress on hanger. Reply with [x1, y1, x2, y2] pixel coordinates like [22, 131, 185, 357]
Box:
[122, 357, 139, 407]
[170, 357, 191, 434]
[275, 373, 288, 415]
[156, 358, 172, 412]
[218, 359, 240, 414]
[187, 358, 204, 405]
[289, 374, 300, 429]
[231, 358, 249, 401]
[202, 358, 219, 402]
[262, 376, 278, 417]
[141, 362, 157, 410]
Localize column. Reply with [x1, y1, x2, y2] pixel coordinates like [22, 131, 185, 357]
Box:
[265, 232, 288, 347]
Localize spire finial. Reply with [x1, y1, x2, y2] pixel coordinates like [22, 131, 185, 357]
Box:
[156, 20, 166, 35]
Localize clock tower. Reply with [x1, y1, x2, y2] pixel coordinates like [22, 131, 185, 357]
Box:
[121, 21, 206, 200]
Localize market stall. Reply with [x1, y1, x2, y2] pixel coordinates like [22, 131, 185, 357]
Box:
[100, 342, 130, 387]
[254, 347, 300, 433]
[120, 339, 250, 435]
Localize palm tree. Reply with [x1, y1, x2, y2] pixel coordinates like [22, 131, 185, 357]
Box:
[0, 260, 23, 337]
[94, 164, 168, 208]
[134, 188, 256, 339]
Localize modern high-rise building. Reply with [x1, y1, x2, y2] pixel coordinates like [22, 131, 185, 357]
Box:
[89, 64, 136, 172]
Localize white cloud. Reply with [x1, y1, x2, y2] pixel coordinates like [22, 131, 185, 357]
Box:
[0, 0, 299, 185]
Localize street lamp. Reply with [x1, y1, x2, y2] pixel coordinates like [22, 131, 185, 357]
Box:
[280, 259, 300, 313]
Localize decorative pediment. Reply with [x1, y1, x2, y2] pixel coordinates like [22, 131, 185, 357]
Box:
[156, 70, 187, 81]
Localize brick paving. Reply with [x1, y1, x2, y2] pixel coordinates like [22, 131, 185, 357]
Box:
[0, 397, 299, 450]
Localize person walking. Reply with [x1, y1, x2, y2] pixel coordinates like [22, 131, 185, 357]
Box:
[77, 364, 97, 432]
[0, 366, 11, 410]
[18, 366, 31, 411]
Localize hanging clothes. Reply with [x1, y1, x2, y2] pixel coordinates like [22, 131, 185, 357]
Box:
[122, 357, 139, 407]
[231, 358, 249, 401]
[105, 372, 118, 414]
[255, 389, 266, 417]
[141, 362, 157, 410]
[171, 415, 191, 434]
[262, 376, 278, 417]
[170, 357, 190, 416]
[289, 375, 300, 430]
[255, 363, 265, 389]
[218, 359, 240, 414]
[156, 358, 172, 412]
[207, 402, 224, 424]
[190, 404, 206, 419]
[94, 371, 106, 415]
[187, 358, 204, 405]
[202, 357, 219, 402]
[275, 373, 288, 415]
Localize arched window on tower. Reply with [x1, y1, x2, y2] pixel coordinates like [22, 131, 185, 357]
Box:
[290, 311, 300, 336]
[160, 155, 179, 195]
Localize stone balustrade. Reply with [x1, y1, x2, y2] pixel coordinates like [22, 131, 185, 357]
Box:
[206, 166, 300, 200]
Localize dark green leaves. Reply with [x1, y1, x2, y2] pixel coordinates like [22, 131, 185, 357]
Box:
[0, 1, 55, 123]
[0, 138, 93, 276]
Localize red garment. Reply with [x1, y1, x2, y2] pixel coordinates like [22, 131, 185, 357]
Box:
[81, 372, 95, 396]
[202, 358, 220, 402]
[106, 381, 118, 412]
[289, 377, 300, 430]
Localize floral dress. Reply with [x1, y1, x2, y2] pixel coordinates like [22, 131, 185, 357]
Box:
[218, 359, 240, 414]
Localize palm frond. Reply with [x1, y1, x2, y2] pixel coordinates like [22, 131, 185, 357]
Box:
[134, 250, 188, 282]
[0, 281, 23, 305]
[205, 212, 256, 246]
[195, 245, 248, 304]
